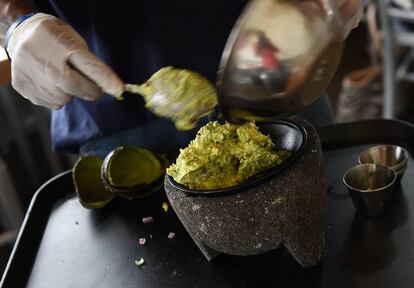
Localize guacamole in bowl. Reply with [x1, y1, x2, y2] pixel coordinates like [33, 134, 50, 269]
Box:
[166, 120, 303, 192]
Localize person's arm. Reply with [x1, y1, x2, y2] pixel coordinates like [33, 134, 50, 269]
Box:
[0, 1, 124, 110]
[0, 0, 35, 45]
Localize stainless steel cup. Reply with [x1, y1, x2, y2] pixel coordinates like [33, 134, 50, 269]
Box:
[358, 145, 408, 183]
[343, 164, 396, 217]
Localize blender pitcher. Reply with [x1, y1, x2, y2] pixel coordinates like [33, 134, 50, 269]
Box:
[217, 0, 344, 122]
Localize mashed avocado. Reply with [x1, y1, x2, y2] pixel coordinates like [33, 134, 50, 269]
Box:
[167, 121, 291, 190]
[126, 67, 218, 130]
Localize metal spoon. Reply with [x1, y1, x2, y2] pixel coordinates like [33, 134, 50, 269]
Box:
[124, 67, 217, 130]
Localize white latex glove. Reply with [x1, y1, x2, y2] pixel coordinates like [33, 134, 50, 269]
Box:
[6, 13, 124, 109]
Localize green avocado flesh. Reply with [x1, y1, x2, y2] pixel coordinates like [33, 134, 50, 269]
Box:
[166, 121, 291, 190]
[106, 147, 163, 188]
[73, 156, 114, 209]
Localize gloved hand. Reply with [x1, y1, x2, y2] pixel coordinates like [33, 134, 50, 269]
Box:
[6, 13, 124, 109]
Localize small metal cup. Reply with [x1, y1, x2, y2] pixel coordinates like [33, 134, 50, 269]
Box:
[343, 164, 396, 217]
[358, 145, 408, 184]
[358, 144, 408, 177]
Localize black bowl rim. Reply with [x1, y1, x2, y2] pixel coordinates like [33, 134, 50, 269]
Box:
[166, 119, 308, 196]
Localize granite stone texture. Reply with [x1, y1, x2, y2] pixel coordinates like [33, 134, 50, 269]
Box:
[164, 118, 324, 268]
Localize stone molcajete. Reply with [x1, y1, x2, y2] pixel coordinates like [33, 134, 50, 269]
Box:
[164, 117, 324, 268]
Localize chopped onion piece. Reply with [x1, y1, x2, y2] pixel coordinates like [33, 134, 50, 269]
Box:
[135, 258, 145, 267]
[142, 217, 154, 224]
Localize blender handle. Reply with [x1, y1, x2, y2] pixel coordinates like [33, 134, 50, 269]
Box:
[315, 0, 336, 16]
[315, 0, 347, 39]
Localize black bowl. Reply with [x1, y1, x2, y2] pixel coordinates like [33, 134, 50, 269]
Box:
[166, 119, 308, 196]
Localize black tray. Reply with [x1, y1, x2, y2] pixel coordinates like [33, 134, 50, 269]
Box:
[2, 119, 414, 288]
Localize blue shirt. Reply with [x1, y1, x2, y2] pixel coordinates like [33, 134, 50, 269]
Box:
[33, 0, 248, 153]
[33, 1, 333, 155]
